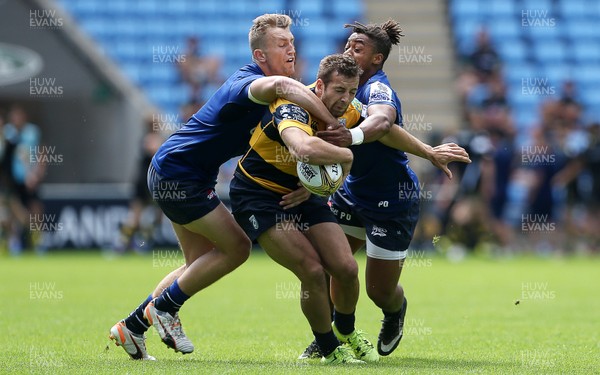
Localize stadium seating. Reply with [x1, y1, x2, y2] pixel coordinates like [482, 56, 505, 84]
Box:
[449, 0, 600, 129]
[56, 0, 364, 116]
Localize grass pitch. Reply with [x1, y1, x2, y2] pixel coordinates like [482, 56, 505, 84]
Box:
[0, 249, 598, 374]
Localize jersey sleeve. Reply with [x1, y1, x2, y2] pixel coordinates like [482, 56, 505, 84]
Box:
[365, 81, 403, 125]
[228, 73, 269, 106]
[343, 98, 366, 129]
[272, 100, 314, 136]
[366, 81, 397, 110]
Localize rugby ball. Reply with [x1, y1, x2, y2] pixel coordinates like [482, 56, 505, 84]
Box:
[296, 161, 344, 197]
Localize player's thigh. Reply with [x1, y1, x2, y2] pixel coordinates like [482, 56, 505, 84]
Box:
[179, 203, 251, 260]
[304, 222, 357, 280]
[257, 225, 323, 281]
[171, 223, 215, 266]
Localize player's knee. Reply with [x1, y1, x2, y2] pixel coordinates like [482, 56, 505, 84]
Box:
[298, 260, 327, 286]
[329, 257, 359, 284]
[230, 236, 252, 265]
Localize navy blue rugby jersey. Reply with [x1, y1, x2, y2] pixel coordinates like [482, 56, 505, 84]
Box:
[152, 63, 269, 182]
[343, 69, 420, 211]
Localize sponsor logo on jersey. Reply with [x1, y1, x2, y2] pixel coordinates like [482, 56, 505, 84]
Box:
[371, 225, 388, 237]
[276, 103, 309, 124]
[369, 81, 393, 104]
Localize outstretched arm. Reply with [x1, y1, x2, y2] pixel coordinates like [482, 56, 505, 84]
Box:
[249, 76, 338, 127]
[379, 126, 471, 179]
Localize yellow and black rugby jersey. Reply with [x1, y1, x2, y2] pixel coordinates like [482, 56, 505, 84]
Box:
[237, 96, 364, 194]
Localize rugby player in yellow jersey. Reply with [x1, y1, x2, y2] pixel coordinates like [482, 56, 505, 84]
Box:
[108, 14, 343, 360]
[229, 54, 376, 364]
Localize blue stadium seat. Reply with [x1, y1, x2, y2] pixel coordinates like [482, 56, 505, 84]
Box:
[253, 0, 285, 14]
[565, 20, 600, 39]
[449, 0, 481, 20]
[487, 17, 521, 40]
[542, 64, 573, 84]
[572, 64, 600, 85]
[290, 0, 323, 18]
[453, 19, 484, 55]
[531, 40, 568, 63]
[331, 0, 363, 21]
[571, 40, 600, 64]
[496, 39, 528, 63]
[521, 0, 553, 12]
[557, 0, 589, 19]
[485, 0, 517, 17]
[503, 63, 537, 86]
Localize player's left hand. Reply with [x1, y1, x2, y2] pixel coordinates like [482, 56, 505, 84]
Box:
[428, 143, 471, 179]
[280, 183, 312, 209]
[316, 124, 352, 147]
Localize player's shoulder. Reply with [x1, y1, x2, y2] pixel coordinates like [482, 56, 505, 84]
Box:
[271, 99, 311, 125]
[366, 80, 394, 101]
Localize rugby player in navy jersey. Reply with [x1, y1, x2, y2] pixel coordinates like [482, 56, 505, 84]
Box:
[108, 14, 342, 360]
[229, 54, 377, 364]
[299, 20, 471, 359]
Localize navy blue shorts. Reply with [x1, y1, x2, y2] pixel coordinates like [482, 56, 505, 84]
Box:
[229, 172, 337, 241]
[147, 163, 220, 225]
[329, 187, 419, 260]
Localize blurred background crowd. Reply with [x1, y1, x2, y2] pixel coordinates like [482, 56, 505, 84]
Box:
[1, 0, 598, 255]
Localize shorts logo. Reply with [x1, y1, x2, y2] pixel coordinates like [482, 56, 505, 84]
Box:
[207, 189, 217, 200]
[371, 225, 387, 237]
[249, 214, 259, 230]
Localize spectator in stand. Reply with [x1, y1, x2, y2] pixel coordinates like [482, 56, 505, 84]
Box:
[456, 27, 501, 104]
[177, 36, 224, 103]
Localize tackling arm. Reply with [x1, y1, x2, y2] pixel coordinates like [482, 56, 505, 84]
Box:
[249, 76, 338, 126]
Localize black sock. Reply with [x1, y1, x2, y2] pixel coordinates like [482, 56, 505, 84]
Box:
[123, 294, 152, 335]
[333, 309, 355, 336]
[313, 330, 339, 357]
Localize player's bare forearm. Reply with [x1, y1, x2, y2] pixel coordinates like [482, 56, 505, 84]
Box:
[379, 125, 432, 158]
[275, 78, 338, 126]
[282, 127, 353, 166]
[249, 76, 337, 126]
[379, 127, 471, 178]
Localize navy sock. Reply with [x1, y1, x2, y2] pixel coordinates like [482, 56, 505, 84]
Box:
[123, 294, 152, 335]
[313, 330, 339, 357]
[154, 279, 190, 315]
[333, 309, 356, 336]
[383, 308, 403, 320]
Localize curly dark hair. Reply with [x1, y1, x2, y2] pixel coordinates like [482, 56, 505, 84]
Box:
[317, 54, 363, 84]
[344, 19, 404, 64]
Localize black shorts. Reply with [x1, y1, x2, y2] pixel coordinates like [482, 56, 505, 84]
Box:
[147, 163, 220, 225]
[229, 172, 337, 241]
[329, 187, 419, 260]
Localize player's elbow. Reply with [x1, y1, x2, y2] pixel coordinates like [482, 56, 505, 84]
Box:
[273, 76, 297, 99]
[374, 113, 393, 133]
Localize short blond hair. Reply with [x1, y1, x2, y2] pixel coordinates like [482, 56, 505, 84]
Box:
[249, 13, 292, 52]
